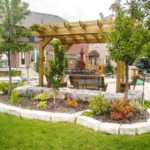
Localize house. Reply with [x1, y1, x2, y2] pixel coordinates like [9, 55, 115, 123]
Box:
[0, 11, 112, 75]
[88, 43, 116, 71]
[0, 11, 89, 71]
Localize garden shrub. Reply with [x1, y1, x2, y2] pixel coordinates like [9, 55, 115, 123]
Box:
[37, 101, 47, 107]
[9, 70, 19, 76]
[144, 102, 150, 109]
[0, 82, 14, 94]
[18, 82, 26, 87]
[82, 111, 94, 117]
[129, 101, 145, 111]
[25, 92, 32, 99]
[10, 91, 20, 104]
[110, 99, 133, 120]
[65, 98, 78, 108]
[34, 93, 50, 101]
[88, 95, 110, 115]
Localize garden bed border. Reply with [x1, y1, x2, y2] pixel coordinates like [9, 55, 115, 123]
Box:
[0, 102, 150, 135]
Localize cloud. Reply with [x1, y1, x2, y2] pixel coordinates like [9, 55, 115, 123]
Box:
[23, 0, 115, 21]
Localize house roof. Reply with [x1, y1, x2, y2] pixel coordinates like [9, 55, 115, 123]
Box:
[22, 12, 66, 27]
[88, 50, 99, 57]
[0, 11, 66, 27]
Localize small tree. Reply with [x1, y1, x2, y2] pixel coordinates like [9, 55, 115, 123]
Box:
[48, 40, 65, 104]
[109, 3, 145, 99]
[0, 0, 32, 95]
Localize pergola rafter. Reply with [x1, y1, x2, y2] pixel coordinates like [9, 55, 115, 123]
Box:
[31, 19, 124, 92]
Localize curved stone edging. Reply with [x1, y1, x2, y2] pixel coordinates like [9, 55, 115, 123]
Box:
[0, 103, 150, 135]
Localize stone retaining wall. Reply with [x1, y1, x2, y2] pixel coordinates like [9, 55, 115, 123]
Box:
[0, 103, 150, 135]
[14, 86, 143, 102]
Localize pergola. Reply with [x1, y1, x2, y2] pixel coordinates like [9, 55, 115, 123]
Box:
[31, 20, 125, 92]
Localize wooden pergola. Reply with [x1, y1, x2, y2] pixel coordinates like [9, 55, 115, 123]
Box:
[31, 19, 125, 92]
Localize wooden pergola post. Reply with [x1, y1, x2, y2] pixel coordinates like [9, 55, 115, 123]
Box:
[39, 38, 44, 87]
[116, 61, 125, 92]
[39, 37, 52, 87]
[116, 61, 121, 92]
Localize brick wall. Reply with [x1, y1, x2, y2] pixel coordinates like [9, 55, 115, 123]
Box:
[10, 43, 89, 69]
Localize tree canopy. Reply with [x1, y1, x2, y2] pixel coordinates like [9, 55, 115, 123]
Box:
[0, 0, 32, 94]
[108, 0, 148, 98]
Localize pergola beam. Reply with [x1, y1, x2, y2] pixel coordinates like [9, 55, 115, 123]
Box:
[32, 26, 110, 37]
[79, 20, 87, 29]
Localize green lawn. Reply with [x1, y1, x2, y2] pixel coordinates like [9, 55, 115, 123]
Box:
[1, 113, 150, 150]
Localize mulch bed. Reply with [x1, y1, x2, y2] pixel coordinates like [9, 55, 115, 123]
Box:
[0, 94, 88, 114]
[93, 110, 150, 124]
[0, 93, 149, 124]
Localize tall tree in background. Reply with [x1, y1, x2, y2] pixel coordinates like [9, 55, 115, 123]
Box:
[142, 0, 150, 60]
[109, 0, 145, 99]
[0, 0, 32, 95]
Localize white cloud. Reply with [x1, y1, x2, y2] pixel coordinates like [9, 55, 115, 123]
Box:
[23, 0, 115, 21]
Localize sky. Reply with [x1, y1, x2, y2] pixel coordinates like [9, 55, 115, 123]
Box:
[23, 0, 115, 21]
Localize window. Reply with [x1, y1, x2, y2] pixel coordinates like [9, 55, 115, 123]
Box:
[21, 52, 25, 65]
[49, 51, 53, 60]
[31, 49, 39, 63]
[31, 51, 35, 62]
[29, 36, 39, 43]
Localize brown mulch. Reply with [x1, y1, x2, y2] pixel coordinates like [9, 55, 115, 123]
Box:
[93, 110, 150, 124]
[0, 94, 88, 114]
[0, 94, 149, 124]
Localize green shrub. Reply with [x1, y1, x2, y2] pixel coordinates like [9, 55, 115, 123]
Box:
[37, 101, 47, 107]
[10, 91, 20, 104]
[25, 92, 32, 99]
[88, 95, 110, 115]
[34, 93, 50, 101]
[144, 102, 150, 109]
[82, 111, 94, 117]
[0, 82, 14, 94]
[9, 70, 19, 76]
[18, 82, 26, 87]
[129, 101, 145, 111]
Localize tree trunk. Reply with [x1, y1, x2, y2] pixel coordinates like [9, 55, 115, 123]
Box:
[8, 50, 12, 95]
[124, 63, 129, 99]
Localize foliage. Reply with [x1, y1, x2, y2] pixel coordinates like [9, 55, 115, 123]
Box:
[34, 93, 50, 101]
[129, 100, 145, 111]
[105, 61, 114, 75]
[17, 82, 26, 87]
[0, 82, 14, 94]
[37, 101, 47, 108]
[110, 99, 133, 120]
[35, 56, 39, 73]
[9, 70, 20, 76]
[30, 24, 40, 31]
[109, 1, 146, 98]
[144, 102, 150, 109]
[46, 39, 65, 103]
[0, 0, 32, 95]
[82, 111, 94, 117]
[10, 91, 20, 104]
[65, 98, 78, 109]
[64, 56, 68, 69]
[88, 95, 110, 115]
[133, 57, 150, 70]
[25, 92, 32, 99]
